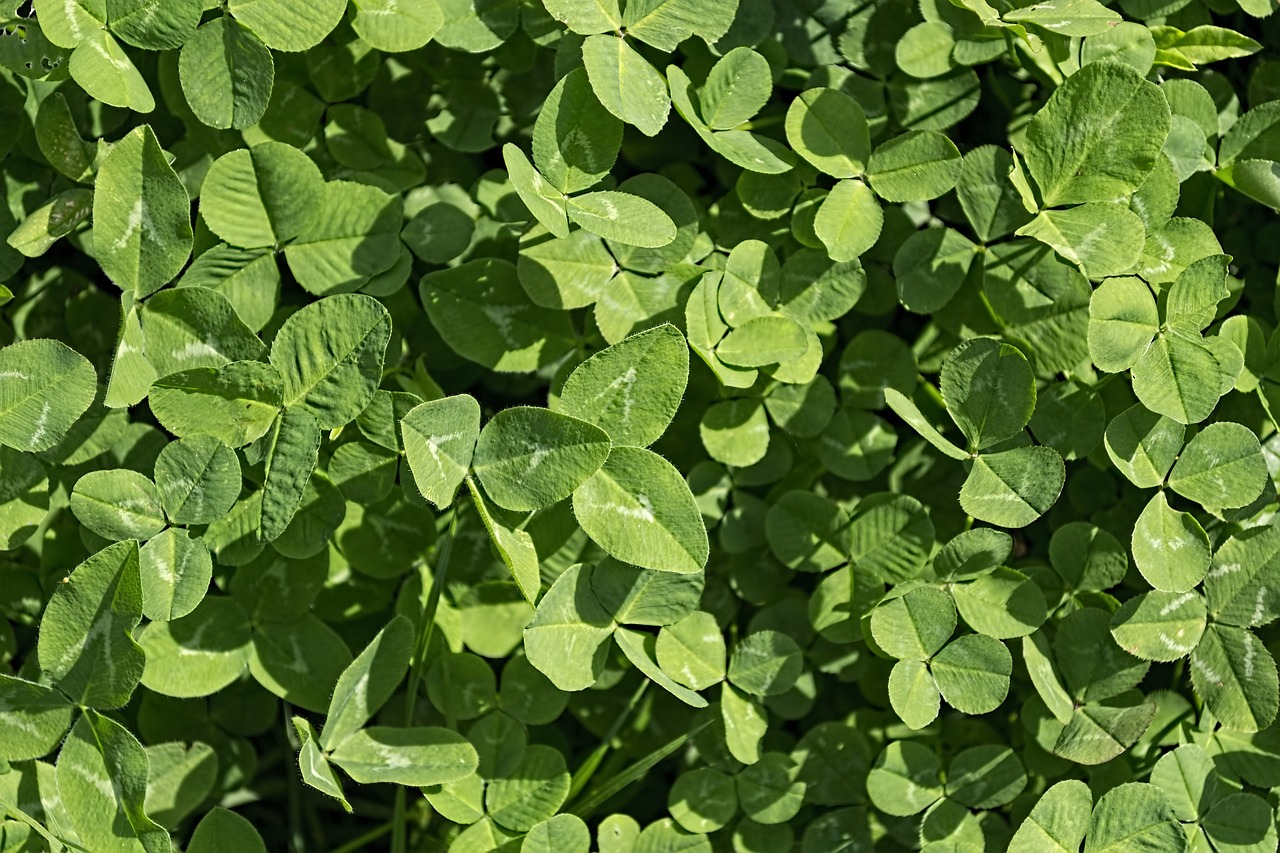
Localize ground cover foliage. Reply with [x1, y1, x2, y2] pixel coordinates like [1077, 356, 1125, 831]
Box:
[4, 0, 1280, 850]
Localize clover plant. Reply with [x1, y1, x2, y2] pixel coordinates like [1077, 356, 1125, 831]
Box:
[3, 0, 1280, 850]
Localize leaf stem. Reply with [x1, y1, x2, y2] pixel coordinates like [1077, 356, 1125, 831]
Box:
[566, 679, 650, 804]
[328, 820, 393, 853]
[392, 506, 459, 853]
[570, 716, 713, 819]
[284, 702, 306, 853]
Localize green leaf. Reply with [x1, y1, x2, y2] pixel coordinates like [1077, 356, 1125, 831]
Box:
[139, 528, 213, 622]
[1110, 590, 1206, 662]
[92, 125, 192, 296]
[1009, 780, 1092, 853]
[1089, 276, 1159, 373]
[566, 191, 677, 248]
[941, 337, 1036, 451]
[667, 767, 736, 833]
[421, 258, 576, 373]
[1021, 60, 1171, 206]
[68, 30, 153, 112]
[866, 130, 962, 202]
[187, 808, 268, 853]
[7, 188, 93, 258]
[143, 741, 217, 828]
[656, 611, 726, 690]
[401, 395, 481, 508]
[268, 293, 391, 429]
[540, 0, 620, 34]
[814, 179, 882, 263]
[1022, 631, 1075, 724]
[140, 287, 267, 378]
[581, 35, 669, 137]
[523, 563, 615, 691]
[621, 0, 738, 50]
[473, 407, 611, 511]
[259, 407, 321, 542]
[867, 741, 942, 817]
[0, 338, 97, 452]
[294, 717, 352, 811]
[1191, 624, 1278, 732]
[70, 468, 166, 541]
[870, 586, 956, 661]
[486, 744, 571, 831]
[1206, 525, 1280, 629]
[615, 626, 708, 708]
[572, 446, 709, 574]
[1130, 328, 1235, 425]
[226, 0, 346, 51]
[947, 745, 1025, 808]
[765, 491, 849, 572]
[1167, 421, 1269, 510]
[283, 181, 402, 294]
[1057, 608, 1149, 702]
[34, 92, 95, 182]
[106, 0, 201, 49]
[896, 21, 957, 78]
[138, 596, 252, 698]
[700, 47, 771, 130]
[894, 227, 977, 314]
[736, 752, 804, 824]
[350, 0, 443, 52]
[179, 17, 274, 130]
[960, 446, 1066, 528]
[1054, 697, 1158, 765]
[932, 634, 1011, 714]
[33, 0, 105, 48]
[523, 814, 592, 853]
[147, 360, 284, 448]
[329, 726, 479, 786]
[1017, 203, 1145, 280]
[556, 324, 688, 448]
[57, 711, 169, 853]
[704, 398, 774, 468]
[533, 67, 622, 194]
[37, 541, 145, 708]
[889, 659, 940, 729]
[504, 143, 570, 238]
[1201, 793, 1277, 853]
[716, 315, 809, 368]
[154, 434, 242, 526]
[1165, 254, 1230, 332]
[1149, 744, 1216, 822]
[0, 674, 74, 762]
[884, 388, 968, 461]
[1153, 25, 1261, 66]
[1103, 403, 1185, 488]
[1083, 783, 1185, 853]
[952, 567, 1047, 638]
[728, 630, 802, 696]
[590, 560, 702, 627]
[250, 614, 352, 712]
[1132, 492, 1211, 592]
[516, 227, 617, 309]
[322, 616, 414, 750]
[200, 144, 323, 248]
[721, 682, 767, 765]
[1004, 0, 1121, 36]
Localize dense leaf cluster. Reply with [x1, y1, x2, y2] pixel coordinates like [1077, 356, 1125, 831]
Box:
[2, 0, 1280, 850]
